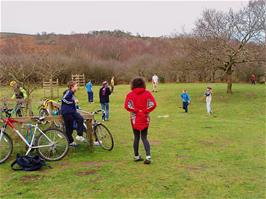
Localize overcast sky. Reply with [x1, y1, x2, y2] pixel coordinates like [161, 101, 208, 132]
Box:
[1, 1, 248, 37]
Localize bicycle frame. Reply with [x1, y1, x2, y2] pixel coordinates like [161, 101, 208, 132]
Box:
[0, 117, 55, 155]
[39, 99, 60, 115]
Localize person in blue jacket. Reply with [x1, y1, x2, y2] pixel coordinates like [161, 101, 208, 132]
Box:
[86, 80, 94, 103]
[61, 81, 85, 146]
[180, 90, 191, 113]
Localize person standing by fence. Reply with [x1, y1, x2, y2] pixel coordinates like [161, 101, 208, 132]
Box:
[99, 81, 112, 121]
[86, 80, 94, 103]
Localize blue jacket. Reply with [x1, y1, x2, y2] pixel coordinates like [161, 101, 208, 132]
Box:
[180, 93, 190, 103]
[61, 90, 77, 115]
[86, 82, 93, 92]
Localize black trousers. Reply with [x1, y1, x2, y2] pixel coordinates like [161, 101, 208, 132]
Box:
[87, 92, 94, 102]
[183, 101, 189, 112]
[62, 112, 84, 143]
[133, 128, 150, 156]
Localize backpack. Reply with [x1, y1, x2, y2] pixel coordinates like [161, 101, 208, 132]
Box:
[11, 154, 50, 171]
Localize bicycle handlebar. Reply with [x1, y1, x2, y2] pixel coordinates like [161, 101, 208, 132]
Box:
[92, 109, 104, 115]
[0, 108, 13, 117]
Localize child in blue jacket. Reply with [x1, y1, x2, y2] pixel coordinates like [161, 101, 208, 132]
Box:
[180, 90, 190, 113]
[85, 80, 94, 103]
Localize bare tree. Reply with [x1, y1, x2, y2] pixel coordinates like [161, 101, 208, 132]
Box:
[193, 0, 266, 93]
[0, 55, 39, 96]
[37, 53, 65, 81]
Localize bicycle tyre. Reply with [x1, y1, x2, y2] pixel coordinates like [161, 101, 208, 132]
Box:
[39, 108, 49, 125]
[94, 123, 114, 151]
[36, 128, 69, 161]
[0, 132, 13, 164]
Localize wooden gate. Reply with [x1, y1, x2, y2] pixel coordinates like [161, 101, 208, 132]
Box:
[43, 79, 59, 99]
[72, 74, 85, 86]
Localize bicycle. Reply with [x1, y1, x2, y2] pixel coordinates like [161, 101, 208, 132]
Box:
[0, 108, 69, 164]
[38, 98, 62, 128]
[75, 110, 114, 151]
[1, 99, 25, 117]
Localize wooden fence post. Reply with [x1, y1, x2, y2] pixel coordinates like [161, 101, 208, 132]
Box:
[50, 79, 53, 99]
[56, 79, 59, 98]
[85, 119, 94, 150]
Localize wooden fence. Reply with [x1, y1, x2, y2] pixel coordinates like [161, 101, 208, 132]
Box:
[72, 74, 85, 86]
[43, 79, 59, 99]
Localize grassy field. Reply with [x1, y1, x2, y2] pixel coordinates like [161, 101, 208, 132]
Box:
[0, 83, 265, 199]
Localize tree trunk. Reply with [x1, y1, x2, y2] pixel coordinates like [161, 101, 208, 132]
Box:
[226, 72, 233, 94]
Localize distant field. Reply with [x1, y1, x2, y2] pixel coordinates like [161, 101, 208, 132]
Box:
[0, 83, 265, 198]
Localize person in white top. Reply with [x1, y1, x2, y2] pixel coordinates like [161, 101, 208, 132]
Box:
[204, 87, 213, 115]
[152, 74, 159, 92]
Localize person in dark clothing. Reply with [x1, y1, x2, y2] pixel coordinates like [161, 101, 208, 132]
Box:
[99, 81, 112, 121]
[61, 81, 84, 146]
[250, 74, 256, 85]
[124, 77, 157, 164]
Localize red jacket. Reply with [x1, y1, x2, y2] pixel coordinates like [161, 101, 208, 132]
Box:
[124, 88, 157, 130]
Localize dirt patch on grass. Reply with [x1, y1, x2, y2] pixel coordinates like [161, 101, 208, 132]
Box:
[202, 126, 213, 129]
[177, 164, 207, 171]
[80, 161, 102, 168]
[176, 154, 190, 160]
[245, 93, 257, 97]
[199, 138, 231, 148]
[54, 160, 111, 170]
[198, 140, 215, 145]
[218, 96, 229, 100]
[150, 140, 161, 145]
[20, 175, 43, 182]
[56, 161, 71, 168]
[76, 170, 97, 176]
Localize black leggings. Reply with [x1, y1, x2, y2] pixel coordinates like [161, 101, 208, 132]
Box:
[133, 128, 150, 156]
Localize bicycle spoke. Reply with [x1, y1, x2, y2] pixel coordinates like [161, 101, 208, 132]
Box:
[37, 129, 68, 161]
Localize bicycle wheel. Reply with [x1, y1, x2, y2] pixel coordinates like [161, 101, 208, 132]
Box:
[94, 123, 114, 151]
[0, 132, 13, 164]
[39, 108, 49, 125]
[36, 128, 69, 161]
[53, 118, 63, 129]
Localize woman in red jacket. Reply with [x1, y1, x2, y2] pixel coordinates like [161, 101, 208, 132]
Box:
[124, 77, 157, 164]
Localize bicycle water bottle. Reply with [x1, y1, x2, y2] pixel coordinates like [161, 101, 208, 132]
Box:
[52, 110, 59, 116]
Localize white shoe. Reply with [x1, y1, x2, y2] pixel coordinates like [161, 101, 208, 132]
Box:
[76, 135, 86, 142]
[94, 141, 102, 146]
[69, 142, 78, 147]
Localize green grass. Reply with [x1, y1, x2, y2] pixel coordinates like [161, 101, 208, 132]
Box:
[0, 83, 265, 199]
